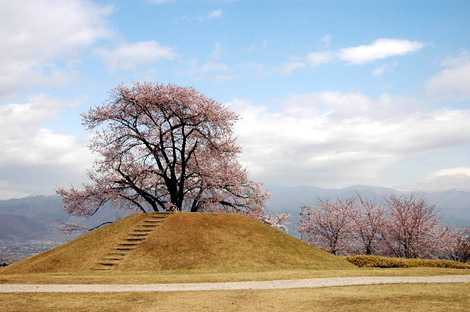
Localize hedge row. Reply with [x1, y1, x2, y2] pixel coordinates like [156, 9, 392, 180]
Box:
[346, 255, 470, 269]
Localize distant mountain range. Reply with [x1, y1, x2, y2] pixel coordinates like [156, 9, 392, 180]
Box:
[0, 185, 469, 244]
[0, 195, 129, 243]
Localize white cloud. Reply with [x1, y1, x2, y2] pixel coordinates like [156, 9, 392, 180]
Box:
[306, 51, 334, 66]
[280, 61, 307, 75]
[433, 167, 470, 177]
[281, 38, 422, 74]
[0, 0, 111, 96]
[190, 60, 233, 81]
[0, 96, 94, 198]
[426, 53, 470, 100]
[188, 43, 233, 80]
[208, 9, 223, 19]
[177, 9, 224, 23]
[339, 38, 423, 64]
[419, 167, 470, 191]
[281, 51, 333, 74]
[229, 93, 470, 188]
[372, 63, 397, 77]
[96, 41, 175, 70]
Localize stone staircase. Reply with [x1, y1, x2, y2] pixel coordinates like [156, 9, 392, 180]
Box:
[93, 213, 170, 271]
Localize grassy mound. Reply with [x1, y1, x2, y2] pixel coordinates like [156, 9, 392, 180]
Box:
[347, 255, 470, 269]
[2, 213, 353, 274]
[2, 213, 146, 274]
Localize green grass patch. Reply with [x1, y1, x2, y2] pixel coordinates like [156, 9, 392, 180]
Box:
[347, 255, 470, 269]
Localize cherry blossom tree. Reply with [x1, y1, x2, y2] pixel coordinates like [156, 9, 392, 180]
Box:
[444, 228, 470, 262]
[297, 194, 464, 259]
[381, 194, 442, 258]
[262, 213, 289, 232]
[351, 195, 386, 255]
[298, 198, 354, 255]
[58, 83, 269, 217]
[454, 228, 470, 262]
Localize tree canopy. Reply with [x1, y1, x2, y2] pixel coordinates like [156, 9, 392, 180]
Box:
[58, 83, 268, 217]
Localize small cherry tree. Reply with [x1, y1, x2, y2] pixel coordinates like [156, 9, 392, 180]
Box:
[58, 83, 269, 217]
[262, 213, 289, 232]
[351, 195, 386, 255]
[298, 194, 462, 259]
[381, 194, 442, 258]
[454, 228, 470, 262]
[445, 228, 470, 262]
[298, 198, 354, 255]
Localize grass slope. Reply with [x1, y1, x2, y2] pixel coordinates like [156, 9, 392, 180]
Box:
[2, 214, 146, 274]
[2, 213, 352, 274]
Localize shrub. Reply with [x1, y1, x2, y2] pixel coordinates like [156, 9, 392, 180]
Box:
[347, 255, 470, 269]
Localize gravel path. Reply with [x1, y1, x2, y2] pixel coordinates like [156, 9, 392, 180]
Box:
[1, 275, 469, 293]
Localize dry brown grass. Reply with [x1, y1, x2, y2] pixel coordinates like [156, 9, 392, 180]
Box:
[347, 255, 470, 269]
[2, 213, 352, 274]
[0, 283, 469, 311]
[119, 213, 352, 271]
[2, 213, 146, 274]
[1, 267, 469, 284]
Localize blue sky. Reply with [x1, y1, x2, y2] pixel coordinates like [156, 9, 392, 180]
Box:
[1, 0, 470, 198]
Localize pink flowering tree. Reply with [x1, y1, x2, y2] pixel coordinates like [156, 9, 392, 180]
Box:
[381, 194, 443, 258]
[443, 228, 470, 262]
[57, 83, 269, 217]
[262, 213, 289, 232]
[351, 195, 386, 255]
[298, 198, 354, 255]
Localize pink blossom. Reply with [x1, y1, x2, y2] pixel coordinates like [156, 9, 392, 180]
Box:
[58, 83, 269, 218]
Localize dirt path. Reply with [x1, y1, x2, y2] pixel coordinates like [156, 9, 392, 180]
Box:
[1, 275, 469, 293]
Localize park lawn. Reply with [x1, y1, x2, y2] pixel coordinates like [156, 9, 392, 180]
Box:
[0, 283, 469, 312]
[1, 267, 469, 284]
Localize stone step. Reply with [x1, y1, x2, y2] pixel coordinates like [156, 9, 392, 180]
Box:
[124, 238, 146, 242]
[103, 254, 126, 258]
[134, 228, 157, 231]
[106, 252, 127, 256]
[131, 230, 154, 233]
[99, 258, 121, 262]
[93, 214, 170, 271]
[103, 257, 126, 261]
[115, 247, 134, 251]
[97, 262, 117, 266]
[118, 243, 139, 247]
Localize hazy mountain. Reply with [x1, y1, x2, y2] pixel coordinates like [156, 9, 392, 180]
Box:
[0, 195, 130, 243]
[0, 214, 51, 241]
